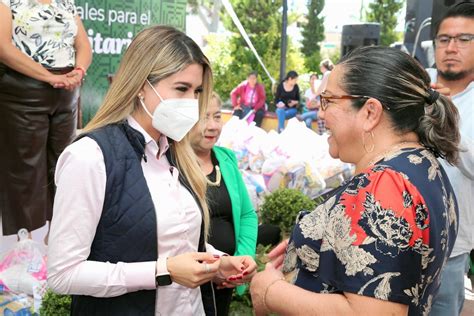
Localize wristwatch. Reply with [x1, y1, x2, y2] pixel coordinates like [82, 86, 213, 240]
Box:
[156, 258, 172, 286]
[156, 274, 172, 286]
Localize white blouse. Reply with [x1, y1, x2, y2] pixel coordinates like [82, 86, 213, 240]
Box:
[47, 117, 215, 315]
[2, 0, 78, 67]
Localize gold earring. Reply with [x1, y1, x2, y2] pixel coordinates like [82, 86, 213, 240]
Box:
[362, 131, 375, 153]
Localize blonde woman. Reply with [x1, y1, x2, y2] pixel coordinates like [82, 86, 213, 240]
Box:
[47, 26, 256, 315]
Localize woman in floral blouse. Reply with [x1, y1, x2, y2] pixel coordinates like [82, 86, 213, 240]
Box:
[250, 46, 460, 316]
[0, 0, 91, 237]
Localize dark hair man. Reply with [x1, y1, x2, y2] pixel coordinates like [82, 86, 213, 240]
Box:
[428, 2, 474, 315]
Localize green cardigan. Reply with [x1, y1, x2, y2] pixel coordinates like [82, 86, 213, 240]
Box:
[213, 146, 258, 257]
[213, 146, 258, 294]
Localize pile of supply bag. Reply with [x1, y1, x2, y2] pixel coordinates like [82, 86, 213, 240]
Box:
[217, 117, 353, 210]
[0, 229, 47, 315]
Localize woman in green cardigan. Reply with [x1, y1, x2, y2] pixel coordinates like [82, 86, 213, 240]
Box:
[190, 92, 258, 315]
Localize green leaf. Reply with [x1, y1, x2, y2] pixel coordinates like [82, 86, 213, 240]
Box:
[260, 188, 316, 236]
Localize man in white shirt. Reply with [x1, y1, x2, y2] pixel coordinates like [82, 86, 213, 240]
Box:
[427, 3, 474, 316]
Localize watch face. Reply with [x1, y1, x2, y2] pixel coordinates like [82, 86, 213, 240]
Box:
[156, 274, 172, 286]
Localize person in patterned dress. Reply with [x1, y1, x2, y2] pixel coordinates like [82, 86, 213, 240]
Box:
[0, 0, 91, 237]
[250, 46, 460, 316]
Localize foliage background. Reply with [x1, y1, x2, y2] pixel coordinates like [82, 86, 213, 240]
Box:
[365, 0, 404, 46]
[301, 0, 325, 72]
[206, 0, 306, 109]
[260, 188, 316, 236]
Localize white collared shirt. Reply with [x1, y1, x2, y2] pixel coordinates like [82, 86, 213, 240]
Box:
[426, 68, 474, 257]
[47, 117, 206, 315]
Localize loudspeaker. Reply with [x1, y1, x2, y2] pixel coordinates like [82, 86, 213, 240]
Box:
[432, 0, 474, 37]
[403, 0, 433, 67]
[340, 23, 381, 57]
[404, 0, 432, 44]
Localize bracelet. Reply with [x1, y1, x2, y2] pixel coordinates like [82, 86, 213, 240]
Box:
[75, 66, 86, 78]
[262, 277, 284, 313]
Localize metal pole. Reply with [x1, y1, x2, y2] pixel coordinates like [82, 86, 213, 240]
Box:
[280, 0, 288, 82]
[411, 17, 431, 58]
[221, 0, 276, 85]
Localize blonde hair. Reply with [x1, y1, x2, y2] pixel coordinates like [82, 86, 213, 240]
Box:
[211, 91, 222, 107]
[319, 58, 334, 71]
[84, 25, 213, 238]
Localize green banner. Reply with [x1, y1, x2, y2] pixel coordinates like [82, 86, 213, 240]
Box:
[76, 0, 187, 126]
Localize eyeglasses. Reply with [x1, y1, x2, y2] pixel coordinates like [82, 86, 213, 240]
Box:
[434, 34, 474, 48]
[320, 92, 372, 111]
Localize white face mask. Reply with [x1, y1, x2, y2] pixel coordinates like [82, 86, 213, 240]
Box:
[139, 80, 199, 142]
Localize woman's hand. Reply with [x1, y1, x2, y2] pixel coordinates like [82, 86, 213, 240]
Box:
[214, 255, 257, 289]
[47, 73, 80, 90]
[66, 68, 85, 83]
[430, 82, 451, 97]
[307, 99, 320, 110]
[166, 252, 220, 288]
[250, 263, 285, 316]
[267, 239, 288, 270]
[288, 100, 298, 107]
[276, 101, 285, 108]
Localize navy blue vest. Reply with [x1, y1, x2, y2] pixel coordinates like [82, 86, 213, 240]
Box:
[70, 122, 215, 315]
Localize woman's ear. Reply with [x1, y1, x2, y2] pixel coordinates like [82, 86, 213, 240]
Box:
[138, 82, 148, 100]
[362, 98, 384, 132]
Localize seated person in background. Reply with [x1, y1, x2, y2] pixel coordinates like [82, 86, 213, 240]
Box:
[231, 71, 266, 127]
[297, 73, 325, 134]
[275, 70, 300, 133]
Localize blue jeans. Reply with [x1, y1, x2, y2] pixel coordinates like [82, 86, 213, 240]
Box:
[430, 253, 470, 316]
[276, 107, 298, 132]
[300, 110, 317, 128]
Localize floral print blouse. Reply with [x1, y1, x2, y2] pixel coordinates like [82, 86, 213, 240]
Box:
[2, 0, 78, 67]
[282, 148, 458, 316]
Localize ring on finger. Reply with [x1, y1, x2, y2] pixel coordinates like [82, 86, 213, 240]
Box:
[204, 263, 210, 273]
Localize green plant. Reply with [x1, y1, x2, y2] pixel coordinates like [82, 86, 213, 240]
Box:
[260, 188, 316, 236]
[301, 0, 325, 71]
[217, 0, 306, 106]
[365, 0, 404, 46]
[40, 290, 71, 316]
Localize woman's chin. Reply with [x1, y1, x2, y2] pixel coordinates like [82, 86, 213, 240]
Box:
[328, 150, 339, 159]
[327, 141, 339, 159]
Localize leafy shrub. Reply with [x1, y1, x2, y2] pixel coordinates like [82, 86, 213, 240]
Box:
[260, 188, 316, 236]
[40, 290, 71, 316]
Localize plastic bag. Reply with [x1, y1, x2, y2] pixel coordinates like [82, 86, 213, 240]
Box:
[0, 292, 35, 316]
[0, 229, 47, 296]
